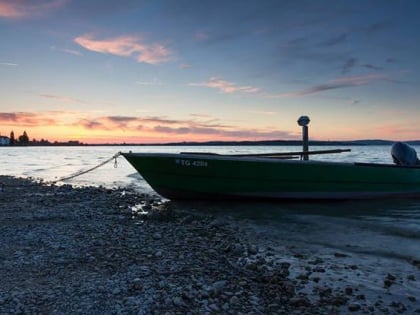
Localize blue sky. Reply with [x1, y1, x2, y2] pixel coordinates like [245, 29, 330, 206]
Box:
[0, 0, 419, 143]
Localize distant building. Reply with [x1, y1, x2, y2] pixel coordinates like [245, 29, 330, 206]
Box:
[0, 136, 10, 146]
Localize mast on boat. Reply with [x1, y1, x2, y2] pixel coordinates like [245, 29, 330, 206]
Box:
[297, 115, 310, 160]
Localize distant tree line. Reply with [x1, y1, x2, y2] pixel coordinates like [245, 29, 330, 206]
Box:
[8, 130, 29, 146]
[7, 130, 83, 146]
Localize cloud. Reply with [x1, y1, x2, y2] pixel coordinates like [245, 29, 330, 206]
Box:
[76, 115, 182, 131]
[139, 116, 180, 125]
[106, 116, 140, 125]
[179, 63, 192, 69]
[247, 110, 277, 116]
[39, 94, 86, 104]
[78, 119, 105, 130]
[222, 129, 292, 139]
[153, 125, 229, 136]
[0, 112, 57, 126]
[189, 113, 213, 118]
[135, 78, 162, 86]
[0, 62, 18, 66]
[106, 116, 140, 129]
[362, 64, 382, 71]
[268, 73, 389, 98]
[74, 34, 172, 64]
[320, 33, 348, 47]
[189, 77, 261, 94]
[365, 21, 390, 34]
[342, 58, 357, 74]
[60, 49, 82, 56]
[50, 46, 83, 56]
[302, 74, 389, 94]
[0, 0, 65, 19]
[280, 35, 349, 66]
[152, 125, 292, 139]
[154, 125, 192, 134]
[0, 113, 20, 121]
[195, 31, 209, 41]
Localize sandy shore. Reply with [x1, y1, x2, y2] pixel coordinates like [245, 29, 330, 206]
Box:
[0, 176, 418, 314]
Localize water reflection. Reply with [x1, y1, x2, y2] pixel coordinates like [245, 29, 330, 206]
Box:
[172, 198, 420, 263]
[172, 198, 420, 220]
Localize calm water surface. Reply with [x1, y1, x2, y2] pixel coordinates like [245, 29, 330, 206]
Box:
[1, 145, 419, 301]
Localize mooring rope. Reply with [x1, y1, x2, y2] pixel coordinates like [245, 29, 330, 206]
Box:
[51, 152, 122, 184]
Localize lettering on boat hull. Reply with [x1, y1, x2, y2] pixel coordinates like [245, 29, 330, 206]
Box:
[175, 159, 208, 168]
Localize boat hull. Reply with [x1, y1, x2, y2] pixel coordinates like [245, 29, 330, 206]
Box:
[122, 153, 420, 200]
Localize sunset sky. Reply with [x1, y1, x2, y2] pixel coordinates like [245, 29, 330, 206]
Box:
[1, 0, 419, 143]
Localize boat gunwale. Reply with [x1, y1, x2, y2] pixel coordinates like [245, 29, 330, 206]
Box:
[121, 152, 420, 169]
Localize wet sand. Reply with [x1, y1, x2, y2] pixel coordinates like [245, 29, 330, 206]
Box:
[0, 175, 418, 314]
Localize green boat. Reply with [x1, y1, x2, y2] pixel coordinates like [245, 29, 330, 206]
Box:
[122, 147, 420, 200]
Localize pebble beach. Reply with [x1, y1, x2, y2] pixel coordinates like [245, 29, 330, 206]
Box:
[0, 175, 419, 314]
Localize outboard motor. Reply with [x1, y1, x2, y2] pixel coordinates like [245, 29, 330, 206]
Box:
[391, 142, 420, 166]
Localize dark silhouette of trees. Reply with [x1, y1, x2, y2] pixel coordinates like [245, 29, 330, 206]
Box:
[18, 131, 29, 145]
[4, 130, 84, 146]
[9, 131, 15, 145]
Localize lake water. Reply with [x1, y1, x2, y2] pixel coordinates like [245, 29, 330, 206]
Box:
[1, 145, 420, 307]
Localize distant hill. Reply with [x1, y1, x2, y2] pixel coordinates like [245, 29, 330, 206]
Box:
[158, 139, 420, 146]
[85, 139, 420, 146]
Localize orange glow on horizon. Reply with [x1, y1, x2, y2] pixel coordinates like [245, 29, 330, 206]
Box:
[2, 125, 418, 145]
[1, 111, 418, 144]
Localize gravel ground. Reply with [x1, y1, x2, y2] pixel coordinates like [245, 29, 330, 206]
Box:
[0, 176, 419, 314]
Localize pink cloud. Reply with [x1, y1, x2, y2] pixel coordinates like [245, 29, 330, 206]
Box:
[189, 77, 261, 94]
[74, 34, 172, 65]
[0, 1, 22, 18]
[0, 112, 57, 126]
[179, 63, 192, 69]
[0, 0, 65, 18]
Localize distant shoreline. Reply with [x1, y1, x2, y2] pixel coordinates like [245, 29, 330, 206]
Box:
[1, 139, 419, 147]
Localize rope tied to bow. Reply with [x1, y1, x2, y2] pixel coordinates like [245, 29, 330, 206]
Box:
[51, 152, 122, 184]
